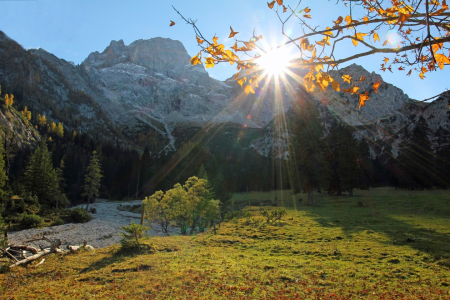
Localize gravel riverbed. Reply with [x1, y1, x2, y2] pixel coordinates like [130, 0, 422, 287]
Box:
[7, 199, 181, 249]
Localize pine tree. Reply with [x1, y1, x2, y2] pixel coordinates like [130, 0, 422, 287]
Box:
[83, 150, 103, 211]
[293, 99, 326, 204]
[434, 126, 450, 188]
[22, 140, 64, 212]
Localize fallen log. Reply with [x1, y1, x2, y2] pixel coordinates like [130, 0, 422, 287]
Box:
[9, 248, 55, 268]
[0, 247, 18, 262]
[8, 245, 39, 254]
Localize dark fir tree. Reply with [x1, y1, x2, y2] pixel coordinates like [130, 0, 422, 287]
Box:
[22, 140, 67, 213]
[433, 126, 450, 188]
[83, 150, 103, 211]
[325, 123, 361, 196]
[292, 98, 326, 204]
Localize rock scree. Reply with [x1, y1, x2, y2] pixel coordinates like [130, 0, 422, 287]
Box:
[8, 199, 181, 249]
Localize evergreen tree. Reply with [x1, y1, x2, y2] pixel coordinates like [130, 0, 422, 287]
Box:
[433, 126, 450, 188]
[357, 138, 374, 189]
[83, 150, 103, 211]
[325, 123, 361, 195]
[22, 140, 65, 212]
[397, 117, 434, 189]
[292, 98, 326, 204]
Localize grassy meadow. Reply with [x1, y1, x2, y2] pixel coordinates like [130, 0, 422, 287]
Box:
[1, 188, 450, 299]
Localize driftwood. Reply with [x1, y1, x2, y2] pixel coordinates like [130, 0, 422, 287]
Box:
[0, 233, 94, 269]
[67, 241, 95, 253]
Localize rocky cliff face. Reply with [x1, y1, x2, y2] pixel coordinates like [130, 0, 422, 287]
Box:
[0, 29, 448, 157]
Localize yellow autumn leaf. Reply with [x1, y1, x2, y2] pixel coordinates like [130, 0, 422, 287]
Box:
[435, 54, 450, 70]
[352, 33, 367, 46]
[345, 15, 352, 25]
[190, 53, 201, 66]
[205, 57, 215, 68]
[342, 74, 352, 83]
[332, 80, 340, 91]
[363, 16, 369, 22]
[359, 92, 370, 109]
[373, 33, 380, 42]
[196, 36, 204, 44]
[213, 36, 218, 46]
[373, 81, 380, 93]
[244, 85, 255, 94]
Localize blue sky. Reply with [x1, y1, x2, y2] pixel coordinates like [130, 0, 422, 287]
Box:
[0, 0, 448, 101]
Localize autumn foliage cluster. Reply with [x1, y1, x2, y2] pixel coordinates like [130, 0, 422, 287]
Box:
[173, 0, 450, 107]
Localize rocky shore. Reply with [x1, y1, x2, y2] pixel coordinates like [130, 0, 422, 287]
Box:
[7, 199, 181, 249]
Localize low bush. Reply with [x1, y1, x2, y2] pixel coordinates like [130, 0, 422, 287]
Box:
[119, 222, 149, 249]
[51, 217, 65, 226]
[19, 213, 44, 229]
[89, 207, 97, 214]
[68, 207, 92, 223]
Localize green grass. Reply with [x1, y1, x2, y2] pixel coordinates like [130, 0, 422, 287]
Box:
[1, 188, 450, 299]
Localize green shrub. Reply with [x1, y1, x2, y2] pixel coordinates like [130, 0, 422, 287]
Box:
[68, 207, 93, 223]
[19, 213, 44, 229]
[89, 207, 97, 214]
[51, 217, 65, 226]
[261, 208, 286, 223]
[0, 215, 7, 248]
[120, 222, 149, 249]
[224, 211, 240, 221]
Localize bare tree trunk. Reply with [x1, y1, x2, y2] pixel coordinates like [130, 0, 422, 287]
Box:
[85, 196, 91, 211]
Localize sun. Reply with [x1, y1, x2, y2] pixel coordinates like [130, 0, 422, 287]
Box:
[256, 47, 292, 76]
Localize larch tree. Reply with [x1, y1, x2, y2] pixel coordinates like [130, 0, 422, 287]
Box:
[82, 150, 103, 211]
[173, 0, 450, 105]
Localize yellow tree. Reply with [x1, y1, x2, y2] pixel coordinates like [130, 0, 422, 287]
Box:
[51, 122, 57, 133]
[173, 0, 450, 107]
[57, 123, 64, 138]
[4, 94, 13, 107]
[21, 106, 31, 123]
[38, 114, 47, 127]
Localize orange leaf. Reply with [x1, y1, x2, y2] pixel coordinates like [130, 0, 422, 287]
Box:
[407, 69, 412, 76]
[342, 74, 351, 83]
[373, 33, 380, 42]
[359, 92, 370, 109]
[205, 57, 215, 68]
[276, 0, 283, 5]
[332, 80, 340, 92]
[245, 85, 255, 94]
[267, 1, 275, 9]
[283, 5, 287, 12]
[238, 79, 245, 87]
[398, 67, 404, 71]
[373, 81, 380, 94]
[169, 21, 175, 27]
[196, 36, 204, 44]
[191, 53, 201, 66]
[345, 15, 352, 25]
[363, 16, 369, 22]
[213, 36, 218, 46]
[229, 26, 239, 38]
[333, 16, 343, 26]
[304, 7, 311, 13]
[435, 54, 450, 70]
[383, 57, 389, 64]
[231, 42, 238, 51]
[303, 14, 311, 18]
[360, 76, 366, 82]
[382, 40, 388, 46]
[300, 38, 310, 51]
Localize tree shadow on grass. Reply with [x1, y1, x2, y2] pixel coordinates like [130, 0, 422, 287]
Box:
[294, 197, 450, 260]
[79, 244, 154, 274]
